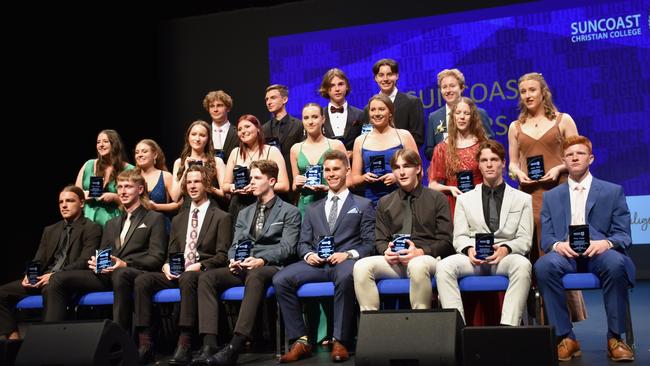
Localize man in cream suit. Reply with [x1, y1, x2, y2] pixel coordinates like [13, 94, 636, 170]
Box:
[436, 140, 533, 326]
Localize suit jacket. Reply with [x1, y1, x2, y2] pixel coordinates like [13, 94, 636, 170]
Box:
[228, 197, 301, 266]
[297, 193, 375, 259]
[100, 205, 168, 271]
[453, 183, 533, 256]
[263, 114, 305, 172]
[32, 217, 102, 272]
[425, 105, 494, 160]
[364, 91, 425, 146]
[323, 104, 365, 151]
[540, 177, 635, 283]
[220, 124, 240, 163]
[168, 199, 231, 270]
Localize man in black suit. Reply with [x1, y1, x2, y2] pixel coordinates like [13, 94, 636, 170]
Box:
[0, 185, 101, 340]
[275, 150, 375, 363]
[320, 68, 365, 155]
[262, 84, 305, 201]
[133, 165, 232, 365]
[364, 58, 425, 146]
[192, 160, 301, 366]
[204, 90, 239, 162]
[46, 170, 168, 333]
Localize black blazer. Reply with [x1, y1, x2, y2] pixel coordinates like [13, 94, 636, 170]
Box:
[168, 200, 232, 270]
[364, 91, 425, 146]
[100, 205, 168, 271]
[263, 114, 305, 182]
[220, 124, 240, 163]
[323, 104, 365, 151]
[33, 217, 102, 272]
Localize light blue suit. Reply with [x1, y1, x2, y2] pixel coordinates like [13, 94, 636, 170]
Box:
[534, 177, 635, 337]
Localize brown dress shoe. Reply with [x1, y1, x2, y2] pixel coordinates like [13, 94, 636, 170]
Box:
[279, 341, 312, 363]
[331, 340, 349, 362]
[557, 337, 581, 361]
[608, 338, 634, 361]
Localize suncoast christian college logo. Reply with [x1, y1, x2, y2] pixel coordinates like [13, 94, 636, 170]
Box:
[570, 13, 642, 42]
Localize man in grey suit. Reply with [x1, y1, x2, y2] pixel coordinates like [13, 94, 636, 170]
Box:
[436, 140, 533, 326]
[275, 150, 375, 363]
[364, 59, 425, 146]
[424, 69, 494, 160]
[0, 185, 101, 340]
[193, 160, 301, 366]
[320, 68, 365, 154]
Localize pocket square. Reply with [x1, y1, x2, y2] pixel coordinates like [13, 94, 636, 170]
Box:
[270, 221, 284, 226]
[137, 223, 147, 229]
[346, 207, 360, 214]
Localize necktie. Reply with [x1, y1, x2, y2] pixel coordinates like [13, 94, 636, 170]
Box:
[401, 194, 413, 234]
[328, 196, 339, 233]
[51, 223, 73, 272]
[185, 208, 200, 267]
[330, 105, 344, 113]
[216, 128, 223, 149]
[487, 188, 499, 233]
[119, 213, 132, 247]
[572, 184, 586, 225]
[255, 204, 267, 238]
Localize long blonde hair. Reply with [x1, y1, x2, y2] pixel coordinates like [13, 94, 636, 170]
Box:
[517, 72, 558, 124]
[445, 97, 487, 177]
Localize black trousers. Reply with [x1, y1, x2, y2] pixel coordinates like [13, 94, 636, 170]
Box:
[133, 271, 201, 329]
[0, 280, 47, 335]
[198, 266, 278, 337]
[45, 267, 144, 332]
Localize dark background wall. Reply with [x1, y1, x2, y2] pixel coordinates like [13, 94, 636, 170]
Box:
[7, 0, 647, 283]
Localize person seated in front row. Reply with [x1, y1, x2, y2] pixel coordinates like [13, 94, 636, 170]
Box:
[275, 150, 375, 363]
[45, 170, 168, 332]
[436, 140, 533, 326]
[133, 165, 232, 365]
[192, 160, 301, 366]
[0, 185, 101, 340]
[534, 135, 635, 362]
[353, 148, 454, 311]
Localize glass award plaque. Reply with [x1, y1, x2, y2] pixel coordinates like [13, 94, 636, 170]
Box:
[26, 261, 41, 285]
[89, 176, 104, 198]
[169, 252, 185, 276]
[233, 165, 250, 190]
[317, 236, 335, 259]
[392, 234, 411, 255]
[526, 155, 545, 181]
[304, 165, 323, 186]
[265, 137, 281, 150]
[475, 233, 495, 260]
[369, 155, 386, 176]
[214, 149, 225, 161]
[456, 170, 475, 193]
[234, 239, 254, 262]
[361, 123, 373, 135]
[569, 225, 590, 254]
[95, 248, 112, 273]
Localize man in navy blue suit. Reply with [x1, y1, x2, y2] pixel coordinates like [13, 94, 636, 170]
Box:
[534, 136, 635, 362]
[424, 69, 494, 160]
[274, 149, 375, 363]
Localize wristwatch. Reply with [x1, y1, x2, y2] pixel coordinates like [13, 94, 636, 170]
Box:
[346, 251, 353, 260]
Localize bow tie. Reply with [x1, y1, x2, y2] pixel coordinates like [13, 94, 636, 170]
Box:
[330, 105, 344, 114]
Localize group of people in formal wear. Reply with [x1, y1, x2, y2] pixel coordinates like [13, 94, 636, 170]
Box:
[0, 58, 636, 364]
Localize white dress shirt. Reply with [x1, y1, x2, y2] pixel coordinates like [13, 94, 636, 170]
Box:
[388, 87, 398, 103]
[328, 101, 348, 137]
[212, 121, 230, 150]
[185, 199, 211, 247]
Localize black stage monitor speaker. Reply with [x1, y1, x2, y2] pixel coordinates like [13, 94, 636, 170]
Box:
[356, 309, 464, 366]
[462, 326, 558, 366]
[15, 319, 137, 366]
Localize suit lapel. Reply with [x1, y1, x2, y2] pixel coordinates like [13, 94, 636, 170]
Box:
[67, 219, 83, 254]
[197, 205, 216, 250]
[316, 198, 329, 234]
[260, 199, 282, 237]
[323, 112, 335, 137]
[121, 209, 145, 252]
[176, 209, 190, 252]
[342, 108, 357, 136]
[223, 126, 237, 152]
[473, 186, 491, 233]
[332, 194, 354, 234]
[586, 178, 600, 220]
[559, 184, 571, 231]
[498, 185, 514, 233]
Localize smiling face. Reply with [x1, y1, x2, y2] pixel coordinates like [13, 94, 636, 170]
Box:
[59, 191, 84, 221]
[96, 133, 111, 157]
[440, 75, 463, 105]
[208, 99, 229, 123]
[323, 158, 348, 193]
[519, 79, 543, 112]
[134, 142, 157, 169]
[369, 99, 392, 128]
[237, 119, 259, 146]
[116, 178, 144, 209]
[374, 65, 398, 94]
[188, 125, 209, 152]
[453, 101, 471, 133]
[185, 170, 207, 203]
[328, 76, 348, 105]
[302, 105, 324, 136]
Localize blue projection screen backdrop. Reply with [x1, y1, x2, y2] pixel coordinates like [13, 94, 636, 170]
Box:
[268, 0, 650, 243]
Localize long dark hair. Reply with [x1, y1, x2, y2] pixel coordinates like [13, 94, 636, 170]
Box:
[96, 129, 128, 183]
[176, 120, 217, 182]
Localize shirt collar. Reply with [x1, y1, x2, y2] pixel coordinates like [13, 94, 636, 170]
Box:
[257, 196, 277, 210]
[398, 182, 423, 199]
[327, 188, 350, 203]
[328, 101, 348, 110]
[213, 120, 230, 132]
[190, 198, 211, 213]
[388, 87, 398, 101]
[568, 172, 593, 191]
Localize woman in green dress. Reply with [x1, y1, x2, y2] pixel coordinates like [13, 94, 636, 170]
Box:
[290, 103, 347, 216]
[74, 129, 134, 226]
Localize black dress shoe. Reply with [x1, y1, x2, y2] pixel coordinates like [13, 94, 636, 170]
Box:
[205, 344, 239, 366]
[190, 344, 220, 366]
[168, 344, 192, 365]
[137, 345, 155, 365]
